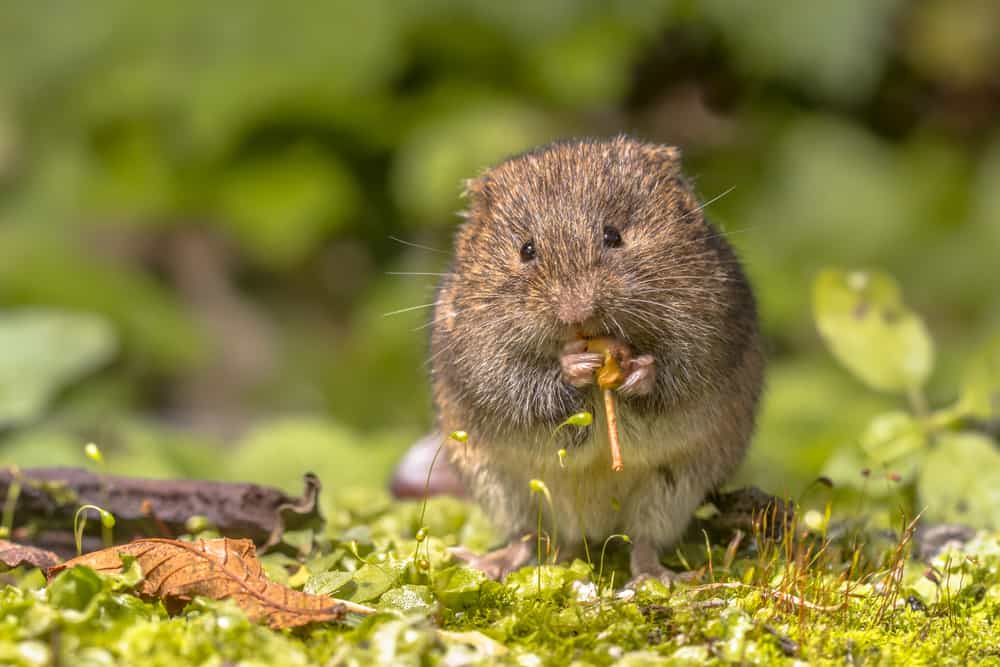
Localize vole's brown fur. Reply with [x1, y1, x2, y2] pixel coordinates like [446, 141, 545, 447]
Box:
[430, 136, 764, 580]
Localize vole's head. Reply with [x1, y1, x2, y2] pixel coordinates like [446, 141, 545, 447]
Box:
[444, 136, 753, 372]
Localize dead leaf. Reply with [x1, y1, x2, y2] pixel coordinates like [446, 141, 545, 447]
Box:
[45, 537, 374, 628]
[0, 540, 61, 570]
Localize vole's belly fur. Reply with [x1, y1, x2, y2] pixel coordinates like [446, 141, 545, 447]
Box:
[444, 381, 749, 549]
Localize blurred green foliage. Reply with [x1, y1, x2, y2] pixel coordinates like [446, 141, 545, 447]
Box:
[1, 1, 998, 498]
[815, 268, 1000, 528]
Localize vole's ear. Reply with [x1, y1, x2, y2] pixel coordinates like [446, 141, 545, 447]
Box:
[638, 143, 683, 178]
[459, 174, 494, 219]
[461, 176, 485, 200]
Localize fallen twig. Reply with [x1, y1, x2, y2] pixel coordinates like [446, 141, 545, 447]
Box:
[687, 582, 848, 613]
[0, 467, 321, 557]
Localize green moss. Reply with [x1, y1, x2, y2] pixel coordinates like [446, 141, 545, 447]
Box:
[3, 497, 999, 665]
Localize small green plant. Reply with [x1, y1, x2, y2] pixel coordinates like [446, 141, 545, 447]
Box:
[596, 534, 629, 593]
[411, 430, 467, 578]
[528, 478, 558, 593]
[814, 268, 1000, 528]
[0, 465, 22, 539]
[545, 411, 592, 464]
[83, 442, 103, 464]
[73, 504, 116, 555]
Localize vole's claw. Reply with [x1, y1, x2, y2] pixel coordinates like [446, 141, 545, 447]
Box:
[619, 354, 656, 396]
[560, 341, 604, 387]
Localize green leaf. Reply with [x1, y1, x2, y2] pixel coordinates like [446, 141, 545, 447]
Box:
[859, 411, 927, 468]
[304, 560, 402, 604]
[378, 585, 434, 614]
[0, 228, 204, 372]
[431, 566, 487, 609]
[46, 566, 105, 615]
[813, 268, 934, 393]
[505, 564, 573, 598]
[918, 433, 1000, 529]
[303, 570, 354, 597]
[345, 562, 402, 603]
[956, 334, 1000, 421]
[0, 309, 117, 428]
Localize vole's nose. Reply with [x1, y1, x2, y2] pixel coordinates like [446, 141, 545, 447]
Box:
[557, 300, 594, 325]
[556, 284, 596, 325]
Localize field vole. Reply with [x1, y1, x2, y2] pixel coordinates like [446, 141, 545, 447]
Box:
[426, 136, 763, 581]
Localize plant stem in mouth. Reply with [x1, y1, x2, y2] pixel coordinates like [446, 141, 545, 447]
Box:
[604, 388, 623, 472]
[583, 336, 627, 472]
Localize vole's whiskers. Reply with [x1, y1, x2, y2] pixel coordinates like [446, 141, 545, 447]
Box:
[388, 235, 449, 254]
[383, 302, 441, 317]
[678, 186, 735, 222]
[414, 299, 504, 333]
[605, 312, 629, 343]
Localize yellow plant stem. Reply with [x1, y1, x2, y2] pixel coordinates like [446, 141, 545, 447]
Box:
[603, 389, 623, 472]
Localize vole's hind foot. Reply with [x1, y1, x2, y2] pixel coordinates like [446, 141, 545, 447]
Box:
[618, 354, 656, 397]
[448, 538, 534, 580]
[627, 537, 699, 589]
[626, 566, 700, 590]
[560, 340, 604, 388]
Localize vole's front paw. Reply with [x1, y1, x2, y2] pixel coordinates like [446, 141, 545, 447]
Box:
[560, 340, 604, 388]
[619, 354, 656, 397]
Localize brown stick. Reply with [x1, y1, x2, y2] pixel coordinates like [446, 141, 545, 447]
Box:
[0, 467, 322, 558]
[603, 389, 623, 472]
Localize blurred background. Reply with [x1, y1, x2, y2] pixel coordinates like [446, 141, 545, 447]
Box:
[1, 0, 997, 498]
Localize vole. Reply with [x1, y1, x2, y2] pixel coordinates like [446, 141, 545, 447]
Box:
[424, 136, 764, 581]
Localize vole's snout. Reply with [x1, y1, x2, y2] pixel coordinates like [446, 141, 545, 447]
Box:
[556, 298, 593, 326]
[555, 282, 597, 327]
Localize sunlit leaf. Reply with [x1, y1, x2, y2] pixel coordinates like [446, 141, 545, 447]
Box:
[431, 566, 487, 609]
[918, 433, 1000, 529]
[378, 585, 434, 614]
[956, 334, 1000, 421]
[859, 411, 926, 466]
[813, 268, 934, 393]
[0, 310, 117, 427]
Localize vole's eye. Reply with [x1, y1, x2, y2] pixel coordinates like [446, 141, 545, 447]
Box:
[520, 239, 537, 262]
[603, 226, 623, 248]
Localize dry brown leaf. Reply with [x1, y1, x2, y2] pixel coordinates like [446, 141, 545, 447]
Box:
[0, 539, 61, 570]
[45, 537, 374, 628]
